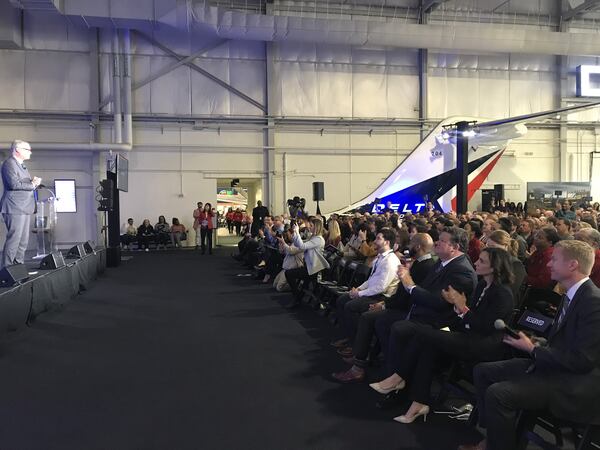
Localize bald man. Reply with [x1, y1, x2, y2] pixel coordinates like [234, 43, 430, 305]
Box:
[0, 140, 41, 267]
[332, 233, 436, 383]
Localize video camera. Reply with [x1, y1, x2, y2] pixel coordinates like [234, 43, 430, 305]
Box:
[287, 196, 306, 218]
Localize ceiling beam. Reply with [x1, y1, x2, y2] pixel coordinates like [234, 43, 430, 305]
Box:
[563, 0, 600, 20]
[422, 0, 450, 13]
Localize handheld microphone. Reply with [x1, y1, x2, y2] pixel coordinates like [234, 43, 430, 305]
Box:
[494, 319, 520, 339]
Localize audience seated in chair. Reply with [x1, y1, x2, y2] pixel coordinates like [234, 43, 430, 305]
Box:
[137, 219, 155, 251]
[372, 248, 514, 425]
[460, 240, 600, 450]
[120, 217, 137, 249]
[154, 215, 171, 249]
[372, 226, 478, 405]
[170, 218, 187, 248]
[283, 217, 329, 308]
[332, 232, 435, 383]
[330, 228, 400, 382]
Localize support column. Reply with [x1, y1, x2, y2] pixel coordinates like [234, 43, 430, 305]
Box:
[89, 28, 103, 245]
[418, 48, 428, 141]
[418, 2, 429, 141]
[264, 1, 277, 214]
[111, 29, 122, 144]
[456, 122, 469, 214]
[558, 4, 569, 182]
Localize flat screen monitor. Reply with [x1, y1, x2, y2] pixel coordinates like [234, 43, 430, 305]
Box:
[54, 179, 77, 213]
[116, 154, 128, 192]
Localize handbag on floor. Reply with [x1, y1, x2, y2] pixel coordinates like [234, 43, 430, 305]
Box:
[273, 270, 290, 292]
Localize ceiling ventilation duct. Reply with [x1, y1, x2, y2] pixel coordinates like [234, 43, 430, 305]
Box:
[8, 0, 61, 11]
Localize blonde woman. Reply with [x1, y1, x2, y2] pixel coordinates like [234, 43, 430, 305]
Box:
[326, 219, 342, 248]
[282, 217, 329, 308]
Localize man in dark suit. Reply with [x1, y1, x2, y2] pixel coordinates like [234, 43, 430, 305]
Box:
[331, 232, 435, 383]
[0, 140, 41, 268]
[251, 201, 269, 237]
[376, 226, 478, 366]
[460, 240, 600, 450]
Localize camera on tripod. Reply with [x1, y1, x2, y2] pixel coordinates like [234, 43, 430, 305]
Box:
[287, 196, 306, 218]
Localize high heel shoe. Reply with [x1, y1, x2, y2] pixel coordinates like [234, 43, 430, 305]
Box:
[393, 405, 430, 424]
[369, 379, 405, 395]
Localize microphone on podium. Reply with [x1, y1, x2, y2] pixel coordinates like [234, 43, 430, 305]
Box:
[494, 319, 521, 339]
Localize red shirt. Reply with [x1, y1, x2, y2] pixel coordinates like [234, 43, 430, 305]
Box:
[467, 237, 482, 265]
[198, 211, 214, 230]
[226, 211, 235, 221]
[590, 249, 600, 288]
[526, 246, 554, 289]
[233, 212, 243, 222]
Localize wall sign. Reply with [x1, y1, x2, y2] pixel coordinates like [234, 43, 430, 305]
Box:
[576, 65, 600, 97]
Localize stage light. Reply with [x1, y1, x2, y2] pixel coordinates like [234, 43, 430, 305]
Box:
[462, 129, 476, 137]
[441, 132, 450, 140]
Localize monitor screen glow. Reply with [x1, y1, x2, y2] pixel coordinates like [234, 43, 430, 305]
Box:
[54, 179, 77, 213]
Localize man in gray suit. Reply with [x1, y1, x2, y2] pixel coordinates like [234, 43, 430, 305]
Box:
[0, 140, 41, 268]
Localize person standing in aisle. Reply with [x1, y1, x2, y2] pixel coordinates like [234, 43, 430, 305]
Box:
[192, 201, 203, 250]
[198, 203, 215, 255]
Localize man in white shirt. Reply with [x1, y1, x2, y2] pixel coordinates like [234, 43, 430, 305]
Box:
[331, 229, 400, 369]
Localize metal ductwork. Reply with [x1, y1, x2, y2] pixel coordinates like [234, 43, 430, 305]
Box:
[190, 4, 600, 57]
[49, 1, 600, 57]
[8, 0, 61, 11]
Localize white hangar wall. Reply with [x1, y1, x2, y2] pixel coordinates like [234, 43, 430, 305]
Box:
[0, 8, 597, 247]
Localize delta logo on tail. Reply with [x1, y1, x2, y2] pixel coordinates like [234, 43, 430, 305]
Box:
[332, 102, 600, 215]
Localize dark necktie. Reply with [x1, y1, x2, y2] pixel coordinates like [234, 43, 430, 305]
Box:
[556, 294, 570, 327]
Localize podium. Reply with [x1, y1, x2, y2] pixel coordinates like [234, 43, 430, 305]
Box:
[31, 187, 58, 259]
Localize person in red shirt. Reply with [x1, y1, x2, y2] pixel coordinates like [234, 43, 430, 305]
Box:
[526, 227, 560, 289]
[225, 208, 235, 234]
[192, 201, 203, 249]
[575, 228, 600, 288]
[198, 202, 215, 255]
[463, 220, 482, 266]
[233, 208, 244, 236]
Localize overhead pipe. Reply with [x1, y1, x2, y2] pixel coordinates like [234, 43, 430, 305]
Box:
[27, 29, 133, 152]
[122, 29, 133, 146]
[111, 28, 122, 145]
[52, 1, 600, 57]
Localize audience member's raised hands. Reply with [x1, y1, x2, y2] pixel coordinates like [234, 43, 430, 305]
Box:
[441, 285, 467, 309]
[358, 229, 367, 242]
[396, 264, 415, 288]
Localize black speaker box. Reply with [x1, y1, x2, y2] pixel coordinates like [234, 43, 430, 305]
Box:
[312, 181, 325, 202]
[39, 252, 66, 270]
[0, 264, 29, 287]
[67, 244, 86, 259]
[84, 240, 95, 254]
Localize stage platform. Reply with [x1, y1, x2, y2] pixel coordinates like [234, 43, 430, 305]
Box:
[0, 248, 106, 334]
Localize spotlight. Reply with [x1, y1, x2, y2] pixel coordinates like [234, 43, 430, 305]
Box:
[441, 132, 451, 140]
[462, 129, 476, 137]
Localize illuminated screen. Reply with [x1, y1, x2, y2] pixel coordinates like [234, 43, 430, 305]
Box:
[54, 179, 77, 213]
[117, 154, 128, 192]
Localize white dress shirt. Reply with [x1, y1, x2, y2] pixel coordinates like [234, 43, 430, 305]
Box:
[357, 249, 401, 298]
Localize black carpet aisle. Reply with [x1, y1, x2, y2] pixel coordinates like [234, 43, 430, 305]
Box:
[0, 249, 485, 450]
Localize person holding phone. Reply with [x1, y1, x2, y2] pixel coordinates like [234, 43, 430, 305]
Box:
[372, 227, 478, 395]
[281, 217, 329, 308]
